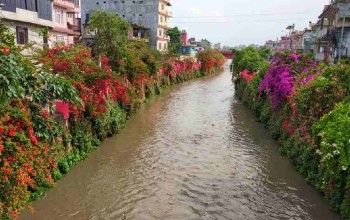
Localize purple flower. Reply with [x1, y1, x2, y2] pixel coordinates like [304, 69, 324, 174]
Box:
[300, 74, 314, 85]
[303, 67, 311, 73]
[259, 65, 294, 109]
[290, 54, 299, 63]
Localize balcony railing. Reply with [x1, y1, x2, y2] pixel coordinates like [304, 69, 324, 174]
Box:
[159, 10, 172, 17]
[316, 26, 334, 39]
[67, 18, 81, 33]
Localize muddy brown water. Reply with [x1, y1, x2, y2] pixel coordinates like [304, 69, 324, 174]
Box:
[20, 62, 341, 220]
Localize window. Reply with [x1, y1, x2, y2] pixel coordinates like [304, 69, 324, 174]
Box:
[16, 26, 28, 45]
[56, 35, 64, 42]
[160, 16, 163, 22]
[67, 13, 73, 18]
[164, 43, 167, 49]
[158, 42, 162, 50]
[159, 29, 162, 37]
[161, 4, 164, 10]
[55, 9, 63, 23]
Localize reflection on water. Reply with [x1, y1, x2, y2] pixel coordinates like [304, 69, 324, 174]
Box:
[20, 62, 340, 220]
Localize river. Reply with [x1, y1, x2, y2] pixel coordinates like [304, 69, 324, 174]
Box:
[20, 62, 341, 220]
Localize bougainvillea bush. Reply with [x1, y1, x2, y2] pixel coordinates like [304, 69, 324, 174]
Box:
[196, 49, 226, 74]
[233, 48, 350, 219]
[259, 52, 315, 110]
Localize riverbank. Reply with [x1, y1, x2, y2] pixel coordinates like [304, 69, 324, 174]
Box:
[0, 23, 226, 219]
[233, 47, 350, 219]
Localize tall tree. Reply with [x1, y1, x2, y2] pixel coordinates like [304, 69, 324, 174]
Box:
[88, 10, 130, 70]
[167, 27, 182, 55]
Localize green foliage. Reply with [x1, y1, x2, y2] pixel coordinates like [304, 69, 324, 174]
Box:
[232, 46, 267, 77]
[312, 99, 350, 215]
[167, 27, 182, 55]
[88, 10, 130, 68]
[0, 24, 81, 106]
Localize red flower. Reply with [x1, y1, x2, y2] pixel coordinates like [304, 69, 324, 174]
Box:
[0, 126, 4, 135]
[0, 143, 4, 153]
[30, 135, 38, 145]
[0, 48, 11, 55]
[8, 127, 16, 137]
[41, 109, 50, 117]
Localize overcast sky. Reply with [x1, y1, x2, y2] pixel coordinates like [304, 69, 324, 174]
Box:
[170, 0, 330, 46]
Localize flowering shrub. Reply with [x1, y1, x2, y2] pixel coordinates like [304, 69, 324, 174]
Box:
[259, 65, 294, 109]
[39, 45, 129, 117]
[196, 49, 226, 74]
[234, 48, 350, 219]
[0, 100, 62, 219]
[259, 52, 316, 110]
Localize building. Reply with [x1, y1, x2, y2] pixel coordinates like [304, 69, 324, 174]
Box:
[0, 0, 52, 51]
[51, 0, 81, 46]
[214, 42, 223, 50]
[181, 30, 188, 46]
[81, 0, 172, 51]
[301, 28, 314, 52]
[291, 30, 303, 50]
[279, 36, 291, 50]
[198, 39, 212, 50]
[265, 40, 279, 50]
[316, 0, 350, 62]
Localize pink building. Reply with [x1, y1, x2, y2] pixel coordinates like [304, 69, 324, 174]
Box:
[50, 0, 80, 46]
[181, 30, 189, 46]
[279, 36, 291, 50]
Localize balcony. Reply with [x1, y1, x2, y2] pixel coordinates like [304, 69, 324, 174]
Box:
[159, 10, 173, 17]
[67, 18, 81, 33]
[316, 26, 335, 40]
[158, 24, 171, 30]
[53, 0, 80, 13]
[158, 36, 170, 41]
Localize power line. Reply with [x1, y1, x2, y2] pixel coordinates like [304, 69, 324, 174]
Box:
[171, 17, 315, 24]
[171, 11, 320, 19]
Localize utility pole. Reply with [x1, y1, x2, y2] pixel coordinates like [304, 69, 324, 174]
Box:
[339, 16, 346, 63]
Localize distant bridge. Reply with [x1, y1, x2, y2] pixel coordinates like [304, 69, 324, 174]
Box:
[219, 50, 234, 59]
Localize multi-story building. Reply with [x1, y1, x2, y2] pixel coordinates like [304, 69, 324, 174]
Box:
[301, 28, 314, 52]
[316, 0, 350, 62]
[279, 36, 291, 50]
[291, 30, 303, 50]
[0, 0, 52, 51]
[265, 40, 279, 50]
[51, 0, 81, 46]
[81, 0, 172, 51]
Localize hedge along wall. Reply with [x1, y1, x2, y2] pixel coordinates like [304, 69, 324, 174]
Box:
[0, 22, 226, 219]
[233, 47, 350, 219]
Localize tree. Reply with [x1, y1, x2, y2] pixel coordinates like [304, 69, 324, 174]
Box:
[88, 10, 130, 70]
[167, 27, 182, 55]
